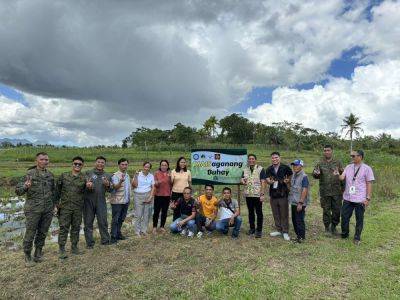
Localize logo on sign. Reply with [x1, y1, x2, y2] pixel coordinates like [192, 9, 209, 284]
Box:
[193, 154, 199, 160]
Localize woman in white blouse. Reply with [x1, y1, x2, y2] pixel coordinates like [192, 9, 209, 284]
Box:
[132, 161, 155, 236]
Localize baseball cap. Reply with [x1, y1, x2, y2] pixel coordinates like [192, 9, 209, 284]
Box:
[291, 159, 304, 166]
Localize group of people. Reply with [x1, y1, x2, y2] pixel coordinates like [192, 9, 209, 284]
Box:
[16, 145, 374, 267]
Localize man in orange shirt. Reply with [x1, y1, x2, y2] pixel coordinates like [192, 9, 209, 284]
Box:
[196, 184, 219, 238]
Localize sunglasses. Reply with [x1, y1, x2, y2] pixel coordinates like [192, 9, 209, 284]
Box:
[350, 155, 360, 158]
[73, 162, 83, 166]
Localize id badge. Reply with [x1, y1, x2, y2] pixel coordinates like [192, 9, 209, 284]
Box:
[273, 181, 278, 189]
[349, 185, 356, 195]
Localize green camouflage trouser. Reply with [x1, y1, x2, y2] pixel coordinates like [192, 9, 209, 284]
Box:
[320, 195, 342, 228]
[23, 210, 53, 253]
[58, 208, 83, 247]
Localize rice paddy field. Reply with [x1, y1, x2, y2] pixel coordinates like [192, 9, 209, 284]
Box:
[0, 145, 399, 299]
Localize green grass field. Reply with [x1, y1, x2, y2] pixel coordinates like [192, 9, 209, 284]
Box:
[0, 146, 399, 298]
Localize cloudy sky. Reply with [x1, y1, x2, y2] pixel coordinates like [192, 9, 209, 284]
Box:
[0, 0, 399, 145]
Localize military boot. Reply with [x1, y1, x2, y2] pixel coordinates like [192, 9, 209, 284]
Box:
[24, 251, 35, 267]
[71, 244, 83, 255]
[59, 245, 68, 259]
[33, 247, 43, 263]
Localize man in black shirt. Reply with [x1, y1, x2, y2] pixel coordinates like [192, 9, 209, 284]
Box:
[169, 187, 197, 237]
[265, 152, 293, 241]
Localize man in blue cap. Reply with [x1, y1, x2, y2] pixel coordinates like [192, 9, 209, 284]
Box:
[288, 159, 310, 243]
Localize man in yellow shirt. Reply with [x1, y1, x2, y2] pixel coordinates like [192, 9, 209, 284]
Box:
[196, 184, 218, 238]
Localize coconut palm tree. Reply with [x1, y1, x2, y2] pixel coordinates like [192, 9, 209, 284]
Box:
[341, 113, 363, 153]
[202, 116, 219, 139]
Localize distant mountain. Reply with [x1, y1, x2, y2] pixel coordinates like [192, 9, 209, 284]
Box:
[0, 138, 32, 145]
[0, 138, 50, 146]
[33, 140, 49, 146]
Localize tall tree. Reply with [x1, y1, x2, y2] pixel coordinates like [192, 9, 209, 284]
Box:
[219, 113, 254, 144]
[202, 116, 219, 139]
[341, 113, 363, 153]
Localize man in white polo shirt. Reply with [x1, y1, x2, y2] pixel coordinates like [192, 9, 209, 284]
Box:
[338, 150, 374, 245]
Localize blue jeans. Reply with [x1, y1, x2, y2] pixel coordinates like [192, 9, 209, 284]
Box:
[170, 217, 196, 233]
[216, 216, 242, 236]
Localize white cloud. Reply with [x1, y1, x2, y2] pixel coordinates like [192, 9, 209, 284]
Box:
[0, 0, 399, 144]
[247, 60, 400, 137]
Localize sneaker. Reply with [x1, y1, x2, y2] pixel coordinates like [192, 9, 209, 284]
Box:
[152, 228, 157, 234]
[247, 229, 255, 236]
[110, 238, 118, 244]
[283, 233, 290, 241]
[86, 244, 94, 249]
[187, 231, 194, 238]
[159, 228, 166, 234]
[197, 231, 203, 239]
[270, 231, 282, 237]
[255, 231, 262, 238]
[206, 230, 213, 236]
[231, 234, 239, 240]
[180, 228, 188, 236]
[353, 239, 361, 246]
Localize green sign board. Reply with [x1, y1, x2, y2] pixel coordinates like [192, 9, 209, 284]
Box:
[191, 149, 247, 185]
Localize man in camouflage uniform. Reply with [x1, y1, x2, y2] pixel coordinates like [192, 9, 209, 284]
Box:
[16, 152, 56, 267]
[55, 156, 87, 259]
[84, 156, 112, 248]
[313, 145, 344, 235]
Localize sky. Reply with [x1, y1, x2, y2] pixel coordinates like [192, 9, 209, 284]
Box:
[0, 0, 399, 146]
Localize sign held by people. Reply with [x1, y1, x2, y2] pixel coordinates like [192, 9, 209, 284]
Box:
[191, 149, 247, 185]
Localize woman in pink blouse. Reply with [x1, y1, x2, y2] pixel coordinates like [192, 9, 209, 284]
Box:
[152, 160, 172, 233]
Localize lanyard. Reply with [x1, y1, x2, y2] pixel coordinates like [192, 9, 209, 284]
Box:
[352, 165, 361, 182]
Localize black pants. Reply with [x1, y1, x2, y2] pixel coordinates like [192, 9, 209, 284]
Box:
[291, 205, 306, 239]
[246, 197, 263, 232]
[341, 200, 365, 241]
[110, 203, 129, 239]
[153, 196, 170, 228]
[171, 192, 183, 221]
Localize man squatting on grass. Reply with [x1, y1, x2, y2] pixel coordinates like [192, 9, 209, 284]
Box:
[169, 186, 197, 236]
[195, 184, 219, 238]
[215, 187, 242, 239]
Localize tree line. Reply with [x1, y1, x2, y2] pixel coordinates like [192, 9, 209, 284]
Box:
[122, 113, 400, 154]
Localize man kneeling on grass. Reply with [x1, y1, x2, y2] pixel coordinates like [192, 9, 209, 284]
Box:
[169, 187, 197, 237]
[195, 184, 219, 238]
[288, 159, 310, 243]
[215, 187, 242, 239]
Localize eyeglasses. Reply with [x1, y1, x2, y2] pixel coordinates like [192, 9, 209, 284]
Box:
[73, 163, 83, 166]
[183, 192, 191, 195]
